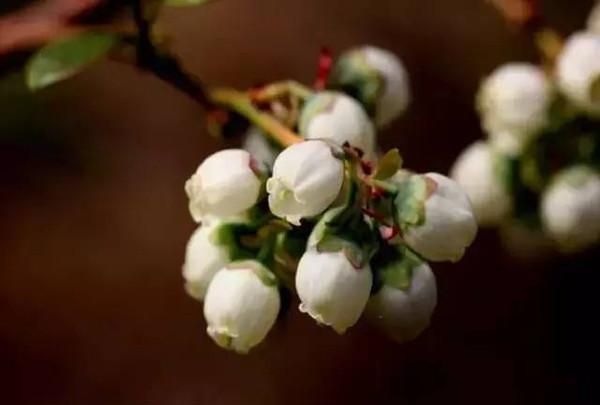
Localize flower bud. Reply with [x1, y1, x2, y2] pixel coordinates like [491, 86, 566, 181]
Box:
[203, 261, 280, 353]
[185, 149, 263, 222]
[296, 249, 372, 334]
[330, 46, 410, 128]
[557, 32, 600, 115]
[587, 1, 600, 34]
[367, 263, 437, 343]
[266, 140, 344, 225]
[242, 127, 280, 169]
[182, 220, 229, 301]
[541, 166, 600, 252]
[299, 91, 376, 160]
[477, 63, 551, 137]
[450, 141, 512, 226]
[400, 173, 478, 262]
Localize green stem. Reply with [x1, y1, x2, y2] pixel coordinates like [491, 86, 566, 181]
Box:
[251, 80, 314, 102]
[128, 1, 303, 148]
[209, 88, 303, 147]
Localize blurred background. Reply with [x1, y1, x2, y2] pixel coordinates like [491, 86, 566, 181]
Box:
[1, 0, 600, 404]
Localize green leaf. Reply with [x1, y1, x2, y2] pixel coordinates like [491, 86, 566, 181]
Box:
[374, 149, 403, 180]
[164, 0, 214, 6]
[27, 33, 117, 91]
[394, 175, 428, 229]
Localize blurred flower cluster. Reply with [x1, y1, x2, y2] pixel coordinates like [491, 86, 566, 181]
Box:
[451, 3, 600, 255]
[183, 46, 478, 353]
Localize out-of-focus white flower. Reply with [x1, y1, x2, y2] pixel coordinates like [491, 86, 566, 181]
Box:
[402, 173, 478, 262]
[299, 91, 376, 160]
[203, 261, 280, 353]
[587, 1, 600, 34]
[367, 262, 437, 343]
[266, 140, 344, 225]
[185, 149, 263, 222]
[182, 220, 229, 301]
[556, 32, 600, 115]
[477, 63, 551, 137]
[450, 141, 512, 226]
[362, 46, 411, 127]
[296, 249, 372, 334]
[541, 166, 600, 252]
[330, 46, 410, 128]
[242, 127, 280, 169]
[488, 129, 534, 156]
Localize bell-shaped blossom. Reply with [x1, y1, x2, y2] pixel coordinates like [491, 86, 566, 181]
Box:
[367, 262, 437, 343]
[182, 220, 230, 301]
[203, 261, 280, 353]
[557, 32, 600, 115]
[266, 140, 344, 225]
[296, 249, 372, 334]
[450, 141, 512, 226]
[185, 149, 263, 222]
[401, 173, 478, 262]
[541, 166, 600, 252]
[299, 91, 376, 160]
[477, 63, 551, 137]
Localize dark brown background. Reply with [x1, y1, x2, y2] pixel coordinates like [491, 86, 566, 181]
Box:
[2, 1, 600, 404]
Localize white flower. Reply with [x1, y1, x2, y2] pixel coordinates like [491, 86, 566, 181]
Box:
[402, 173, 478, 262]
[587, 1, 600, 34]
[367, 263, 437, 343]
[477, 63, 551, 137]
[299, 91, 376, 160]
[541, 166, 600, 252]
[203, 261, 280, 353]
[450, 141, 512, 226]
[362, 46, 411, 127]
[242, 127, 280, 169]
[296, 249, 372, 334]
[266, 140, 344, 225]
[185, 149, 263, 222]
[331, 46, 410, 128]
[556, 32, 600, 115]
[488, 129, 536, 156]
[182, 220, 230, 301]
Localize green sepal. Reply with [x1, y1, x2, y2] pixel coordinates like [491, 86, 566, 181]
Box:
[226, 260, 278, 287]
[371, 245, 425, 293]
[493, 153, 518, 193]
[328, 49, 383, 117]
[374, 149, 403, 180]
[394, 175, 428, 230]
[211, 222, 259, 262]
[317, 234, 376, 269]
[309, 176, 378, 268]
[26, 32, 117, 91]
[380, 248, 424, 291]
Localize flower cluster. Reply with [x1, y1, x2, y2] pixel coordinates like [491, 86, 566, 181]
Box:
[183, 46, 478, 353]
[451, 6, 600, 254]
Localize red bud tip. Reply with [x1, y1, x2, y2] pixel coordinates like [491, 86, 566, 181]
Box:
[314, 46, 333, 90]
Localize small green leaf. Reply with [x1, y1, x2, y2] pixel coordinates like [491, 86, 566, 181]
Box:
[164, 0, 214, 6]
[27, 32, 117, 91]
[394, 175, 428, 228]
[374, 149, 403, 180]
